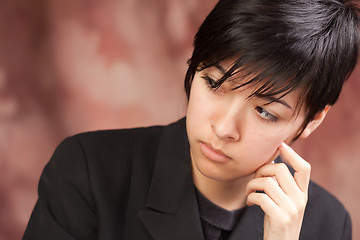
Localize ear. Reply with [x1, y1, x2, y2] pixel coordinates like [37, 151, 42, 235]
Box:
[299, 105, 331, 139]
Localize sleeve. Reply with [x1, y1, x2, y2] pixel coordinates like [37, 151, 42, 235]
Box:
[23, 136, 98, 240]
[341, 210, 352, 240]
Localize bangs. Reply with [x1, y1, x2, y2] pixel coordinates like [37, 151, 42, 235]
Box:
[198, 56, 310, 115]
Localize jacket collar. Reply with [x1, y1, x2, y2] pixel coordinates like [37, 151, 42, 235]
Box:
[144, 118, 192, 214]
[138, 118, 204, 240]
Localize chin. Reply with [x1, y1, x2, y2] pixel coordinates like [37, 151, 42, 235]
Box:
[193, 157, 254, 182]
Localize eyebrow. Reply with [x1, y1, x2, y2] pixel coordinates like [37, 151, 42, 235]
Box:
[262, 96, 293, 110]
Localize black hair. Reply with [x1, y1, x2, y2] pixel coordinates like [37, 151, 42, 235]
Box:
[184, 0, 360, 138]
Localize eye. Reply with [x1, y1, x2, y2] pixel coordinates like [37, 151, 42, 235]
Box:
[255, 106, 278, 122]
[201, 75, 227, 94]
[202, 75, 218, 89]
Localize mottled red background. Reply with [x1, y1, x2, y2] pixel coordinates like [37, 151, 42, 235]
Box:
[0, 0, 359, 239]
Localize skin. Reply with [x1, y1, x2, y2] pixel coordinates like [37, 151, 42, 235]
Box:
[186, 60, 328, 240]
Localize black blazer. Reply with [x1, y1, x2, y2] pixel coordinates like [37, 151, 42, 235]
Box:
[23, 118, 351, 240]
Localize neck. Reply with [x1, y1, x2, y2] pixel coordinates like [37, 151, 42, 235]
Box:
[192, 162, 254, 211]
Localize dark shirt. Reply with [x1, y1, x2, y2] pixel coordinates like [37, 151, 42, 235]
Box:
[195, 187, 245, 240]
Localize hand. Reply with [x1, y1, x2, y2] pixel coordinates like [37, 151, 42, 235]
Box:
[246, 142, 311, 240]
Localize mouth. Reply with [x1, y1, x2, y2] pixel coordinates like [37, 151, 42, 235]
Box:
[199, 142, 232, 163]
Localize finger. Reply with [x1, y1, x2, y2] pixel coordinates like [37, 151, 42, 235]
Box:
[246, 192, 282, 219]
[279, 142, 311, 193]
[246, 176, 289, 207]
[254, 162, 302, 200]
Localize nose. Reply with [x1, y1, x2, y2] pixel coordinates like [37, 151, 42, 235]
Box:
[212, 103, 241, 142]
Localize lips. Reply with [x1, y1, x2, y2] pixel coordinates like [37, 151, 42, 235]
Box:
[200, 142, 232, 163]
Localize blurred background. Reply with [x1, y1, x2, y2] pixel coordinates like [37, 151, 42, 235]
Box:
[0, 0, 359, 239]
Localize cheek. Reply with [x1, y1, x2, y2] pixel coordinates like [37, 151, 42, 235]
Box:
[247, 134, 282, 160]
[186, 83, 208, 141]
[242, 124, 292, 162]
[186, 82, 218, 128]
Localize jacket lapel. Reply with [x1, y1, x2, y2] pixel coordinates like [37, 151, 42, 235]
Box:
[138, 118, 204, 240]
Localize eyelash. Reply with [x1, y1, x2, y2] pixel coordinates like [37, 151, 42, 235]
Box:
[255, 106, 278, 123]
[202, 75, 219, 90]
[202, 75, 279, 123]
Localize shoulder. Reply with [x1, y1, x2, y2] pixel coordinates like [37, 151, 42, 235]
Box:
[75, 124, 164, 148]
[300, 181, 351, 239]
[48, 117, 188, 180]
[307, 181, 347, 217]
[51, 124, 166, 184]
[49, 124, 165, 169]
[24, 119, 187, 239]
[42, 123, 166, 186]
[72, 124, 165, 158]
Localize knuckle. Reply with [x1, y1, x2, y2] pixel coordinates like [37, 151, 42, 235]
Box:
[303, 161, 311, 172]
[260, 193, 269, 202]
[245, 183, 253, 194]
[291, 200, 306, 217]
[298, 197, 308, 210]
[277, 162, 288, 172]
[256, 192, 267, 201]
[293, 193, 308, 208]
[288, 205, 299, 218]
[264, 177, 275, 187]
[246, 192, 254, 201]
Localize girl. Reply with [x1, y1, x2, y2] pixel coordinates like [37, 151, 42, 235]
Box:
[24, 0, 359, 239]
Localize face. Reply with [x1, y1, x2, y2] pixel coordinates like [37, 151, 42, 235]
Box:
[186, 61, 308, 182]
